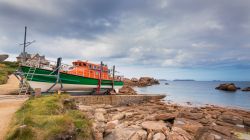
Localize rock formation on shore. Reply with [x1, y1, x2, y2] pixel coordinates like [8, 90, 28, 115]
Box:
[119, 85, 137, 95]
[78, 100, 250, 140]
[242, 87, 250, 92]
[124, 77, 160, 87]
[119, 77, 159, 95]
[215, 83, 239, 91]
[0, 54, 8, 62]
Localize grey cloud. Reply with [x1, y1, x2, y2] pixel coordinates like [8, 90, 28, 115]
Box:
[0, 0, 250, 69]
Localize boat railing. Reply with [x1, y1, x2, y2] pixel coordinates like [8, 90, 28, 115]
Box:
[21, 57, 57, 70]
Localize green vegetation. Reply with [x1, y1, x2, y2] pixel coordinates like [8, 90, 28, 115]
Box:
[0, 61, 19, 84]
[234, 132, 250, 140]
[5, 94, 92, 140]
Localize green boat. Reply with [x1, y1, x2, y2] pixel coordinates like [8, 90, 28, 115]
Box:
[19, 59, 124, 94]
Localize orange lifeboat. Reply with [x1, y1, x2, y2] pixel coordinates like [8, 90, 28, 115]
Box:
[67, 60, 112, 80]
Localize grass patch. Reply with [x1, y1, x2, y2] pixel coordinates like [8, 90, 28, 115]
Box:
[5, 94, 92, 140]
[0, 61, 19, 84]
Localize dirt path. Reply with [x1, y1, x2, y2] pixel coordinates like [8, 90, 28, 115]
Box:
[0, 74, 24, 138]
[0, 74, 19, 95]
[0, 96, 27, 139]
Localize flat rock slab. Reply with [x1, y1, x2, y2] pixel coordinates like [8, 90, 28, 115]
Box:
[104, 127, 142, 140]
[72, 94, 166, 105]
[155, 113, 176, 121]
[153, 132, 166, 140]
[141, 121, 167, 132]
[174, 118, 203, 134]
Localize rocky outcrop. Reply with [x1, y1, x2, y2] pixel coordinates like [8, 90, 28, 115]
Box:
[215, 83, 239, 91]
[137, 77, 160, 87]
[123, 78, 138, 86]
[123, 77, 159, 87]
[121, 77, 159, 95]
[0, 54, 8, 62]
[119, 85, 137, 95]
[242, 87, 250, 91]
[77, 99, 250, 140]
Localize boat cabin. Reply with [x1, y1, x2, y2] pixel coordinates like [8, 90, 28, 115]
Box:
[67, 60, 111, 80]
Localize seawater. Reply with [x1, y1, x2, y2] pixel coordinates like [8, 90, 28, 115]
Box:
[135, 81, 250, 110]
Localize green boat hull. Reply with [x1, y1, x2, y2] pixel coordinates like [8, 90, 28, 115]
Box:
[20, 66, 124, 92]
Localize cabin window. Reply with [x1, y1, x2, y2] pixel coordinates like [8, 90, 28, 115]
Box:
[89, 65, 92, 69]
[83, 63, 86, 66]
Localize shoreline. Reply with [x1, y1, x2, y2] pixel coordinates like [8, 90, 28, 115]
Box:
[1, 93, 250, 140]
[135, 90, 250, 111]
[164, 100, 250, 112]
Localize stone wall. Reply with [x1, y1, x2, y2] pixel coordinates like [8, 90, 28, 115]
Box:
[71, 94, 166, 105]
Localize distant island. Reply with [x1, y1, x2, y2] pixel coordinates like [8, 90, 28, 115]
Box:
[173, 79, 195, 81]
[158, 79, 168, 81]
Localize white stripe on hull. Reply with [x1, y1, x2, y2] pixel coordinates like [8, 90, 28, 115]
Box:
[28, 81, 123, 92]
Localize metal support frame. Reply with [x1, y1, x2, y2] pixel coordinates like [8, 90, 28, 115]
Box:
[46, 57, 63, 92]
[112, 65, 115, 90]
[96, 61, 103, 94]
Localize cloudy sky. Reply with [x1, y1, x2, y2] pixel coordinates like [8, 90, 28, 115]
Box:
[0, 0, 250, 81]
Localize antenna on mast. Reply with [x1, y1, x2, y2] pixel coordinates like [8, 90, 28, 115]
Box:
[20, 26, 35, 62]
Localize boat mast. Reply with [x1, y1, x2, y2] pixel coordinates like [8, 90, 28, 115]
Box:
[21, 26, 35, 63]
[22, 26, 27, 62]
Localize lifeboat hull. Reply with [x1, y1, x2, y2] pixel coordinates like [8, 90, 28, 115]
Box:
[20, 66, 124, 93]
